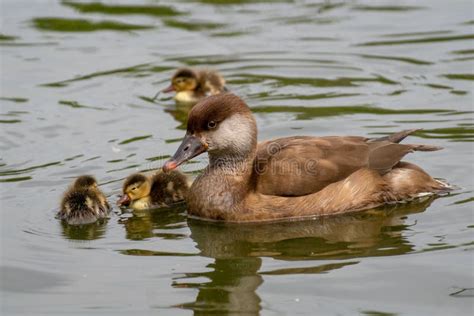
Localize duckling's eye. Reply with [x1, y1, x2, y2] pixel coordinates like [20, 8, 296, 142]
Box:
[207, 121, 217, 129]
[131, 187, 137, 191]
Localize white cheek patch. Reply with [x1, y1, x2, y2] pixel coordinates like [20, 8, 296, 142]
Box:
[209, 114, 254, 153]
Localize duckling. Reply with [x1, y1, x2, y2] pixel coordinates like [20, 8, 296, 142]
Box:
[117, 170, 190, 210]
[154, 68, 226, 104]
[59, 175, 110, 225]
[162, 93, 451, 222]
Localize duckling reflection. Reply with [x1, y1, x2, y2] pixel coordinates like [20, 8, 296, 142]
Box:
[60, 220, 107, 241]
[173, 198, 436, 313]
[164, 102, 195, 130]
[119, 204, 187, 241]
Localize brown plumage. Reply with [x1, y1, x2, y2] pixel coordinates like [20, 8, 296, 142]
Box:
[157, 68, 226, 104]
[59, 175, 110, 225]
[163, 93, 451, 222]
[254, 135, 441, 196]
[117, 170, 190, 210]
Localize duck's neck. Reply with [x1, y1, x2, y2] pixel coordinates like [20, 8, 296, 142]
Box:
[187, 150, 256, 219]
[208, 150, 255, 175]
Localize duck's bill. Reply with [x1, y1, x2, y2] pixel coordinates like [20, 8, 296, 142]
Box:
[117, 194, 130, 206]
[163, 134, 208, 172]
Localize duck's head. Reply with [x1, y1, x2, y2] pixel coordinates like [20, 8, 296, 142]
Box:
[163, 93, 257, 171]
[162, 68, 199, 94]
[73, 175, 98, 190]
[117, 173, 151, 206]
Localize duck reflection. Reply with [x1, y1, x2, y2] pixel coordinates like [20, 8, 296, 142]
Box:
[60, 219, 107, 240]
[174, 257, 263, 315]
[174, 197, 437, 314]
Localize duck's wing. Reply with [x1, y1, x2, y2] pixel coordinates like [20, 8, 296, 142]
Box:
[253, 133, 442, 197]
[253, 136, 370, 196]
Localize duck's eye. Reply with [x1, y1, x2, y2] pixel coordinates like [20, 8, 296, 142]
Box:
[208, 121, 217, 129]
[131, 187, 137, 191]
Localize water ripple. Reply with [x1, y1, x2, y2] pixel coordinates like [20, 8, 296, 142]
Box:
[32, 17, 154, 33]
[358, 34, 474, 46]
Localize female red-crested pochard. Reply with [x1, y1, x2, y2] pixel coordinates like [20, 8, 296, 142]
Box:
[153, 68, 227, 104]
[162, 93, 451, 222]
[59, 175, 111, 225]
[117, 170, 190, 210]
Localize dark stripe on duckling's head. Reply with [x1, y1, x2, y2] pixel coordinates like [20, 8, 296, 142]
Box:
[122, 173, 147, 192]
[173, 68, 198, 80]
[74, 175, 97, 189]
[186, 93, 253, 134]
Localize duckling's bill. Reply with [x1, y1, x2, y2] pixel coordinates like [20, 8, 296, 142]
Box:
[117, 194, 131, 206]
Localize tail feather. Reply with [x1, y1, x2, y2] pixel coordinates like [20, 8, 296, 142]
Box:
[370, 129, 421, 143]
[368, 141, 443, 175]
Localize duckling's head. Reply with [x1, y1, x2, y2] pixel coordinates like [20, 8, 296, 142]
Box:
[163, 93, 257, 171]
[117, 173, 151, 206]
[73, 175, 98, 189]
[163, 68, 199, 94]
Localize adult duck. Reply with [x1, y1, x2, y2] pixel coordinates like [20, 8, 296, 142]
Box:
[162, 93, 450, 222]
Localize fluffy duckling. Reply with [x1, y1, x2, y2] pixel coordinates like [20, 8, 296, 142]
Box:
[154, 68, 227, 104]
[59, 175, 110, 225]
[117, 170, 190, 210]
[162, 93, 451, 222]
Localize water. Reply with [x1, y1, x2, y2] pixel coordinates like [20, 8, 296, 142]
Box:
[1, 0, 473, 314]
